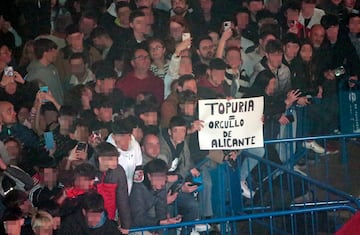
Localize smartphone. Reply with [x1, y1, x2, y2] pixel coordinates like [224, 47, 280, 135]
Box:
[4, 66, 14, 77]
[39, 86, 49, 93]
[169, 182, 183, 195]
[182, 33, 191, 41]
[44, 131, 55, 150]
[223, 21, 232, 30]
[76, 142, 88, 152]
[188, 182, 202, 187]
[285, 114, 295, 123]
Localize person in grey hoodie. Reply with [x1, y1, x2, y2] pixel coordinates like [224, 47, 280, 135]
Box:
[26, 38, 64, 105]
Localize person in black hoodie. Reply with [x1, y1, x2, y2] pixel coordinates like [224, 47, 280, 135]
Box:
[59, 192, 121, 235]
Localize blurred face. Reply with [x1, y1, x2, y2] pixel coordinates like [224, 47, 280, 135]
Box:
[0, 45, 12, 64]
[345, 0, 355, 8]
[142, 8, 154, 25]
[348, 16, 360, 34]
[67, 32, 84, 51]
[148, 173, 167, 190]
[131, 49, 151, 71]
[81, 87, 93, 107]
[169, 21, 184, 41]
[266, 51, 283, 69]
[45, 48, 58, 63]
[265, 78, 276, 95]
[140, 112, 158, 126]
[0, 102, 17, 124]
[199, 0, 213, 14]
[70, 57, 86, 78]
[284, 42, 300, 60]
[99, 78, 116, 94]
[286, 9, 300, 27]
[34, 225, 53, 235]
[19, 199, 32, 215]
[136, 0, 152, 7]
[5, 140, 21, 163]
[197, 39, 215, 61]
[74, 176, 94, 191]
[42, 168, 58, 187]
[17, 107, 30, 124]
[98, 156, 118, 170]
[113, 133, 132, 150]
[79, 17, 97, 37]
[132, 127, 143, 143]
[326, 25, 339, 43]
[180, 102, 196, 116]
[236, 12, 249, 30]
[171, 0, 188, 15]
[95, 107, 113, 122]
[178, 79, 197, 94]
[142, 134, 160, 158]
[300, 44, 313, 62]
[4, 82, 17, 95]
[4, 219, 24, 235]
[169, 126, 187, 144]
[301, 2, 315, 16]
[310, 26, 325, 48]
[248, 0, 264, 15]
[208, 69, 225, 87]
[225, 49, 242, 70]
[259, 34, 276, 51]
[58, 115, 74, 130]
[117, 6, 131, 27]
[149, 41, 165, 60]
[83, 210, 103, 227]
[130, 16, 146, 34]
[331, 0, 342, 5]
[74, 125, 90, 142]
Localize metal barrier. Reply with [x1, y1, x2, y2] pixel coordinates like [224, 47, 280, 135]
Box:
[129, 134, 360, 235]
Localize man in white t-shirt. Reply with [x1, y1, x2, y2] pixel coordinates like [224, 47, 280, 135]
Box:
[107, 119, 142, 193]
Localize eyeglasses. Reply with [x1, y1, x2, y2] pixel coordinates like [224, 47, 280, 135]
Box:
[133, 55, 150, 61]
[150, 46, 164, 51]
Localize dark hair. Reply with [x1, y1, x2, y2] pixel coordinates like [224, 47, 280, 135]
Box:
[265, 39, 283, 54]
[34, 39, 58, 60]
[259, 30, 277, 40]
[347, 13, 360, 25]
[253, 70, 275, 93]
[143, 159, 168, 189]
[129, 10, 145, 23]
[37, 200, 61, 217]
[65, 23, 80, 36]
[59, 105, 78, 117]
[94, 142, 119, 158]
[282, 33, 300, 45]
[283, 1, 301, 12]
[209, 58, 227, 70]
[130, 44, 149, 60]
[80, 11, 98, 24]
[116, 1, 131, 12]
[302, 0, 316, 3]
[91, 94, 113, 109]
[234, 7, 250, 22]
[178, 74, 196, 87]
[112, 119, 132, 134]
[94, 63, 117, 80]
[3, 189, 28, 208]
[1, 207, 23, 221]
[90, 26, 110, 41]
[69, 118, 90, 134]
[178, 90, 198, 104]
[81, 192, 104, 212]
[169, 115, 187, 129]
[255, 9, 275, 22]
[123, 115, 145, 130]
[69, 52, 87, 64]
[195, 35, 213, 50]
[321, 14, 339, 29]
[134, 101, 158, 117]
[73, 163, 97, 180]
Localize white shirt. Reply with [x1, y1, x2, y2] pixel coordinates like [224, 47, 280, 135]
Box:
[107, 134, 142, 194]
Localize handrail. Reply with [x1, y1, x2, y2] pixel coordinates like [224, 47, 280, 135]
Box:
[129, 204, 357, 232]
[264, 133, 360, 144]
[244, 153, 360, 208]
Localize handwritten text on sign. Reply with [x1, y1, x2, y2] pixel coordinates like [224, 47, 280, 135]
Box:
[198, 97, 264, 150]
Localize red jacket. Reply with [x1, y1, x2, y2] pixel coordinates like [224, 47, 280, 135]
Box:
[115, 71, 164, 103]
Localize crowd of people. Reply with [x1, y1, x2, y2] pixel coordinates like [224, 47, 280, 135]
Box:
[0, 0, 359, 234]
